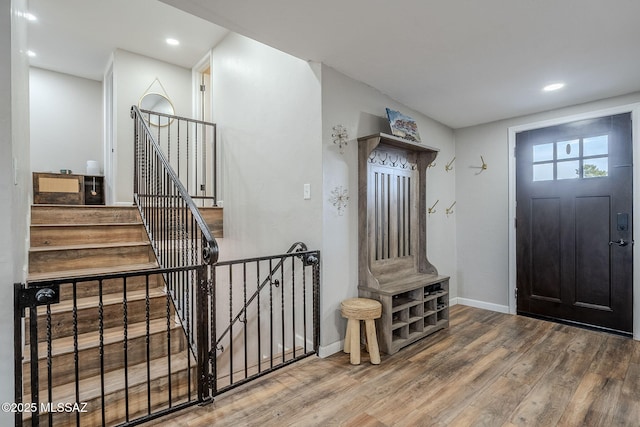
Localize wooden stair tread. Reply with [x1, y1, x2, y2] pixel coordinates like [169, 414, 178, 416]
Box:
[32, 350, 195, 405]
[23, 317, 181, 362]
[32, 287, 167, 314]
[27, 262, 160, 282]
[29, 241, 151, 253]
[31, 222, 144, 228]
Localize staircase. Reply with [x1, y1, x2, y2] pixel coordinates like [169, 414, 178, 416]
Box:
[24, 205, 196, 426]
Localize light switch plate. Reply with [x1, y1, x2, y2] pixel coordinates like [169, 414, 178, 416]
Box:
[303, 183, 311, 200]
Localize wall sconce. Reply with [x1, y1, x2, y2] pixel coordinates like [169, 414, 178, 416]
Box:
[332, 125, 349, 154]
[329, 185, 350, 216]
[445, 157, 456, 172]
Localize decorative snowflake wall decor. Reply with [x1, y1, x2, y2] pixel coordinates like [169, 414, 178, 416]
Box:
[332, 125, 349, 154]
[329, 186, 350, 216]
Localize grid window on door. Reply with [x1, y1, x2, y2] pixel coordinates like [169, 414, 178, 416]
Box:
[532, 135, 609, 181]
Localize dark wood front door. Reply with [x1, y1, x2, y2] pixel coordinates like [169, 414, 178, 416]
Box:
[516, 113, 633, 334]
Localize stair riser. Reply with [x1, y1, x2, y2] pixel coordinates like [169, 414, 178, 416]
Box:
[29, 246, 155, 274]
[57, 275, 163, 301]
[31, 206, 141, 225]
[27, 367, 197, 427]
[31, 224, 148, 247]
[27, 295, 170, 343]
[24, 327, 188, 395]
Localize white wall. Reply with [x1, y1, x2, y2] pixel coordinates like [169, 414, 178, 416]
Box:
[112, 49, 192, 204]
[319, 65, 456, 354]
[30, 68, 103, 175]
[1, 0, 30, 421]
[211, 33, 323, 260]
[455, 92, 640, 319]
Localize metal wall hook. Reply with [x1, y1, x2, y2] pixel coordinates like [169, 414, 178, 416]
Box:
[445, 157, 456, 172]
[446, 201, 456, 215]
[428, 199, 439, 215]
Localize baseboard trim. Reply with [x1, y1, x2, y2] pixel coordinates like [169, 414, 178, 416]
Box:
[317, 340, 343, 358]
[457, 297, 510, 314]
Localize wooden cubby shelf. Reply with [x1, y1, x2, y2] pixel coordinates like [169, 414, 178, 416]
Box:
[357, 133, 449, 355]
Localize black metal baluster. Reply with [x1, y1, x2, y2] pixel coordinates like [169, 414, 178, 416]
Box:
[242, 262, 248, 379]
[281, 257, 286, 364]
[269, 259, 273, 369]
[256, 261, 261, 374]
[166, 271, 173, 407]
[99, 279, 106, 425]
[46, 302, 52, 427]
[291, 256, 296, 359]
[302, 258, 308, 353]
[228, 265, 233, 384]
[29, 305, 39, 427]
[145, 274, 151, 415]
[71, 282, 80, 426]
[123, 277, 130, 422]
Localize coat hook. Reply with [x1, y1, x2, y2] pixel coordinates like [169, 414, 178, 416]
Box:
[446, 201, 456, 215]
[480, 156, 487, 170]
[445, 157, 456, 172]
[428, 199, 439, 215]
[428, 162, 436, 168]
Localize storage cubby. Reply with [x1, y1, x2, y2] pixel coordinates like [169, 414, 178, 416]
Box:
[360, 275, 449, 354]
[357, 133, 449, 354]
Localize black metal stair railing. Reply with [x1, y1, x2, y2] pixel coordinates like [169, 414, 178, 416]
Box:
[210, 243, 320, 396]
[138, 108, 217, 206]
[131, 105, 219, 403]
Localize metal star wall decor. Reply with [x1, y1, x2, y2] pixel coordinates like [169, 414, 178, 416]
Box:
[332, 125, 349, 154]
[329, 186, 350, 216]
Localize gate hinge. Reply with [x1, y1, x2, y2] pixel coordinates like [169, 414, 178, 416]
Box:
[200, 84, 206, 92]
[515, 287, 518, 300]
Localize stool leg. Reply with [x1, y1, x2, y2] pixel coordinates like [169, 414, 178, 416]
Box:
[348, 318, 361, 365]
[344, 319, 351, 354]
[364, 319, 380, 365]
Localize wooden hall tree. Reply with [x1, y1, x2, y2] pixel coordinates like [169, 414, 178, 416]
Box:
[357, 133, 449, 354]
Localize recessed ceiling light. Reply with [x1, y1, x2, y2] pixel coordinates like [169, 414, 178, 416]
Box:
[166, 38, 180, 46]
[27, 50, 36, 57]
[543, 83, 565, 92]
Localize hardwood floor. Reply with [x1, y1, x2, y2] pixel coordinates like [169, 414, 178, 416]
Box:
[146, 305, 640, 426]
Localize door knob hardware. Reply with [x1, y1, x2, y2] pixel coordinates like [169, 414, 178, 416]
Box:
[609, 239, 628, 247]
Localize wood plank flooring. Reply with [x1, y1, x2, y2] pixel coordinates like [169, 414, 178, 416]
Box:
[146, 305, 640, 426]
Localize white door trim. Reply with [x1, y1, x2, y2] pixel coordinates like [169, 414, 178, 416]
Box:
[508, 102, 640, 340]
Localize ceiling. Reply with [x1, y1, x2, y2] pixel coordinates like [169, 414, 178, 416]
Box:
[27, 0, 229, 82]
[27, 0, 640, 128]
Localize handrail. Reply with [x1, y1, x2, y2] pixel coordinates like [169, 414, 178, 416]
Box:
[131, 105, 218, 265]
[214, 242, 315, 348]
[139, 107, 217, 205]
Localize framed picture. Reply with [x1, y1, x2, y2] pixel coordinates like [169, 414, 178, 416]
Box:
[386, 108, 421, 142]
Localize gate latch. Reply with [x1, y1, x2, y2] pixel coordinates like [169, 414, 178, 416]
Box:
[17, 285, 60, 311]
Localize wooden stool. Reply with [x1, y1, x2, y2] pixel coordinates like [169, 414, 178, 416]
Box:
[341, 298, 382, 365]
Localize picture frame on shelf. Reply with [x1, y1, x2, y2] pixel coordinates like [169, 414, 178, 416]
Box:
[386, 108, 421, 142]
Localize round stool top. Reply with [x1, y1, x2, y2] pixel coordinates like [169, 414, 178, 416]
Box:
[341, 298, 382, 320]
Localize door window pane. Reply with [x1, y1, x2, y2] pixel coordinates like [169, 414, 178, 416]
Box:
[533, 163, 554, 181]
[583, 157, 608, 178]
[556, 139, 580, 160]
[583, 135, 608, 156]
[533, 143, 554, 162]
[557, 160, 580, 180]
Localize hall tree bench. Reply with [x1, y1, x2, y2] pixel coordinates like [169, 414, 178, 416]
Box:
[357, 133, 449, 355]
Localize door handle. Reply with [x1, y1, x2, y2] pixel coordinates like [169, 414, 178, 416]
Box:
[609, 239, 628, 247]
